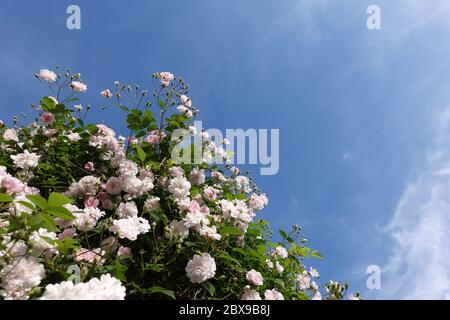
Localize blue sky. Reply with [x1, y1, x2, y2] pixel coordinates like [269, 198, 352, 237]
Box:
[1, 0, 450, 299]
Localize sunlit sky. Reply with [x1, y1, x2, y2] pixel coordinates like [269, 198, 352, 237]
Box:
[1, 0, 450, 299]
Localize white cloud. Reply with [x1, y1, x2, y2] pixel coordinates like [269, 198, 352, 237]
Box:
[379, 107, 450, 299]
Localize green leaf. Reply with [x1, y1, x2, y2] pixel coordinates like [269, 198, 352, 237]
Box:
[46, 207, 75, 220]
[146, 286, 175, 300]
[17, 201, 36, 211]
[311, 250, 324, 259]
[113, 258, 128, 282]
[0, 194, 13, 203]
[41, 97, 56, 111]
[48, 192, 72, 207]
[279, 230, 287, 239]
[274, 278, 286, 289]
[203, 281, 216, 296]
[35, 212, 59, 232]
[135, 145, 146, 163]
[26, 195, 48, 210]
[219, 226, 244, 237]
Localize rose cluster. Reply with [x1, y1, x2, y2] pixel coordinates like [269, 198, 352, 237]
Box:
[0, 68, 357, 300]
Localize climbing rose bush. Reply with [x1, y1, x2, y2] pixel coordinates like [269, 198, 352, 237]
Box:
[0, 67, 355, 300]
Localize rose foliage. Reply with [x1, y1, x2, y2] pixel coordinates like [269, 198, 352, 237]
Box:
[0, 68, 357, 300]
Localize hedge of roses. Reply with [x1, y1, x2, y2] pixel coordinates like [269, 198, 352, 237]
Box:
[0, 68, 356, 300]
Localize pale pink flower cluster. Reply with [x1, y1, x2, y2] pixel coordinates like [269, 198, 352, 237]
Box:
[203, 186, 220, 201]
[66, 175, 101, 198]
[177, 94, 193, 117]
[246, 269, 264, 286]
[189, 168, 205, 185]
[168, 176, 191, 199]
[234, 175, 251, 192]
[37, 69, 57, 83]
[70, 81, 87, 92]
[144, 129, 167, 145]
[296, 270, 312, 291]
[185, 253, 216, 283]
[10, 150, 41, 170]
[101, 89, 112, 98]
[0, 257, 45, 300]
[73, 206, 105, 231]
[109, 216, 151, 241]
[89, 124, 120, 152]
[0, 166, 25, 194]
[218, 199, 255, 230]
[156, 72, 174, 86]
[3, 128, 19, 142]
[271, 245, 288, 259]
[249, 193, 268, 211]
[264, 289, 284, 300]
[67, 132, 81, 142]
[166, 220, 189, 240]
[180, 199, 221, 241]
[40, 274, 126, 300]
[116, 201, 139, 218]
[30, 228, 59, 258]
[74, 247, 105, 264]
[241, 287, 261, 300]
[143, 196, 160, 213]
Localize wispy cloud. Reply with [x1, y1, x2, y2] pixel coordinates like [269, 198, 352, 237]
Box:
[378, 107, 450, 299]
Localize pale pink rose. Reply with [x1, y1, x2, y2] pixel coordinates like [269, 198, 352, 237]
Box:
[117, 246, 132, 257]
[43, 129, 57, 137]
[177, 105, 188, 114]
[143, 197, 160, 213]
[74, 248, 104, 264]
[158, 176, 169, 188]
[179, 95, 189, 104]
[37, 69, 57, 83]
[144, 134, 159, 145]
[98, 191, 107, 202]
[241, 287, 262, 300]
[58, 228, 76, 240]
[271, 245, 288, 259]
[157, 72, 174, 86]
[189, 200, 201, 213]
[10, 150, 41, 170]
[203, 186, 219, 201]
[189, 168, 205, 185]
[264, 289, 284, 300]
[84, 197, 99, 208]
[70, 81, 87, 92]
[246, 269, 264, 286]
[1, 176, 24, 194]
[3, 129, 19, 142]
[199, 131, 210, 141]
[101, 89, 112, 98]
[105, 177, 123, 195]
[128, 136, 138, 145]
[96, 124, 115, 137]
[67, 132, 81, 142]
[40, 113, 55, 125]
[185, 253, 216, 284]
[102, 199, 115, 210]
[211, 171, 227, 182]
[84, 162, 94, 172]
[169, 166, 184, 178]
